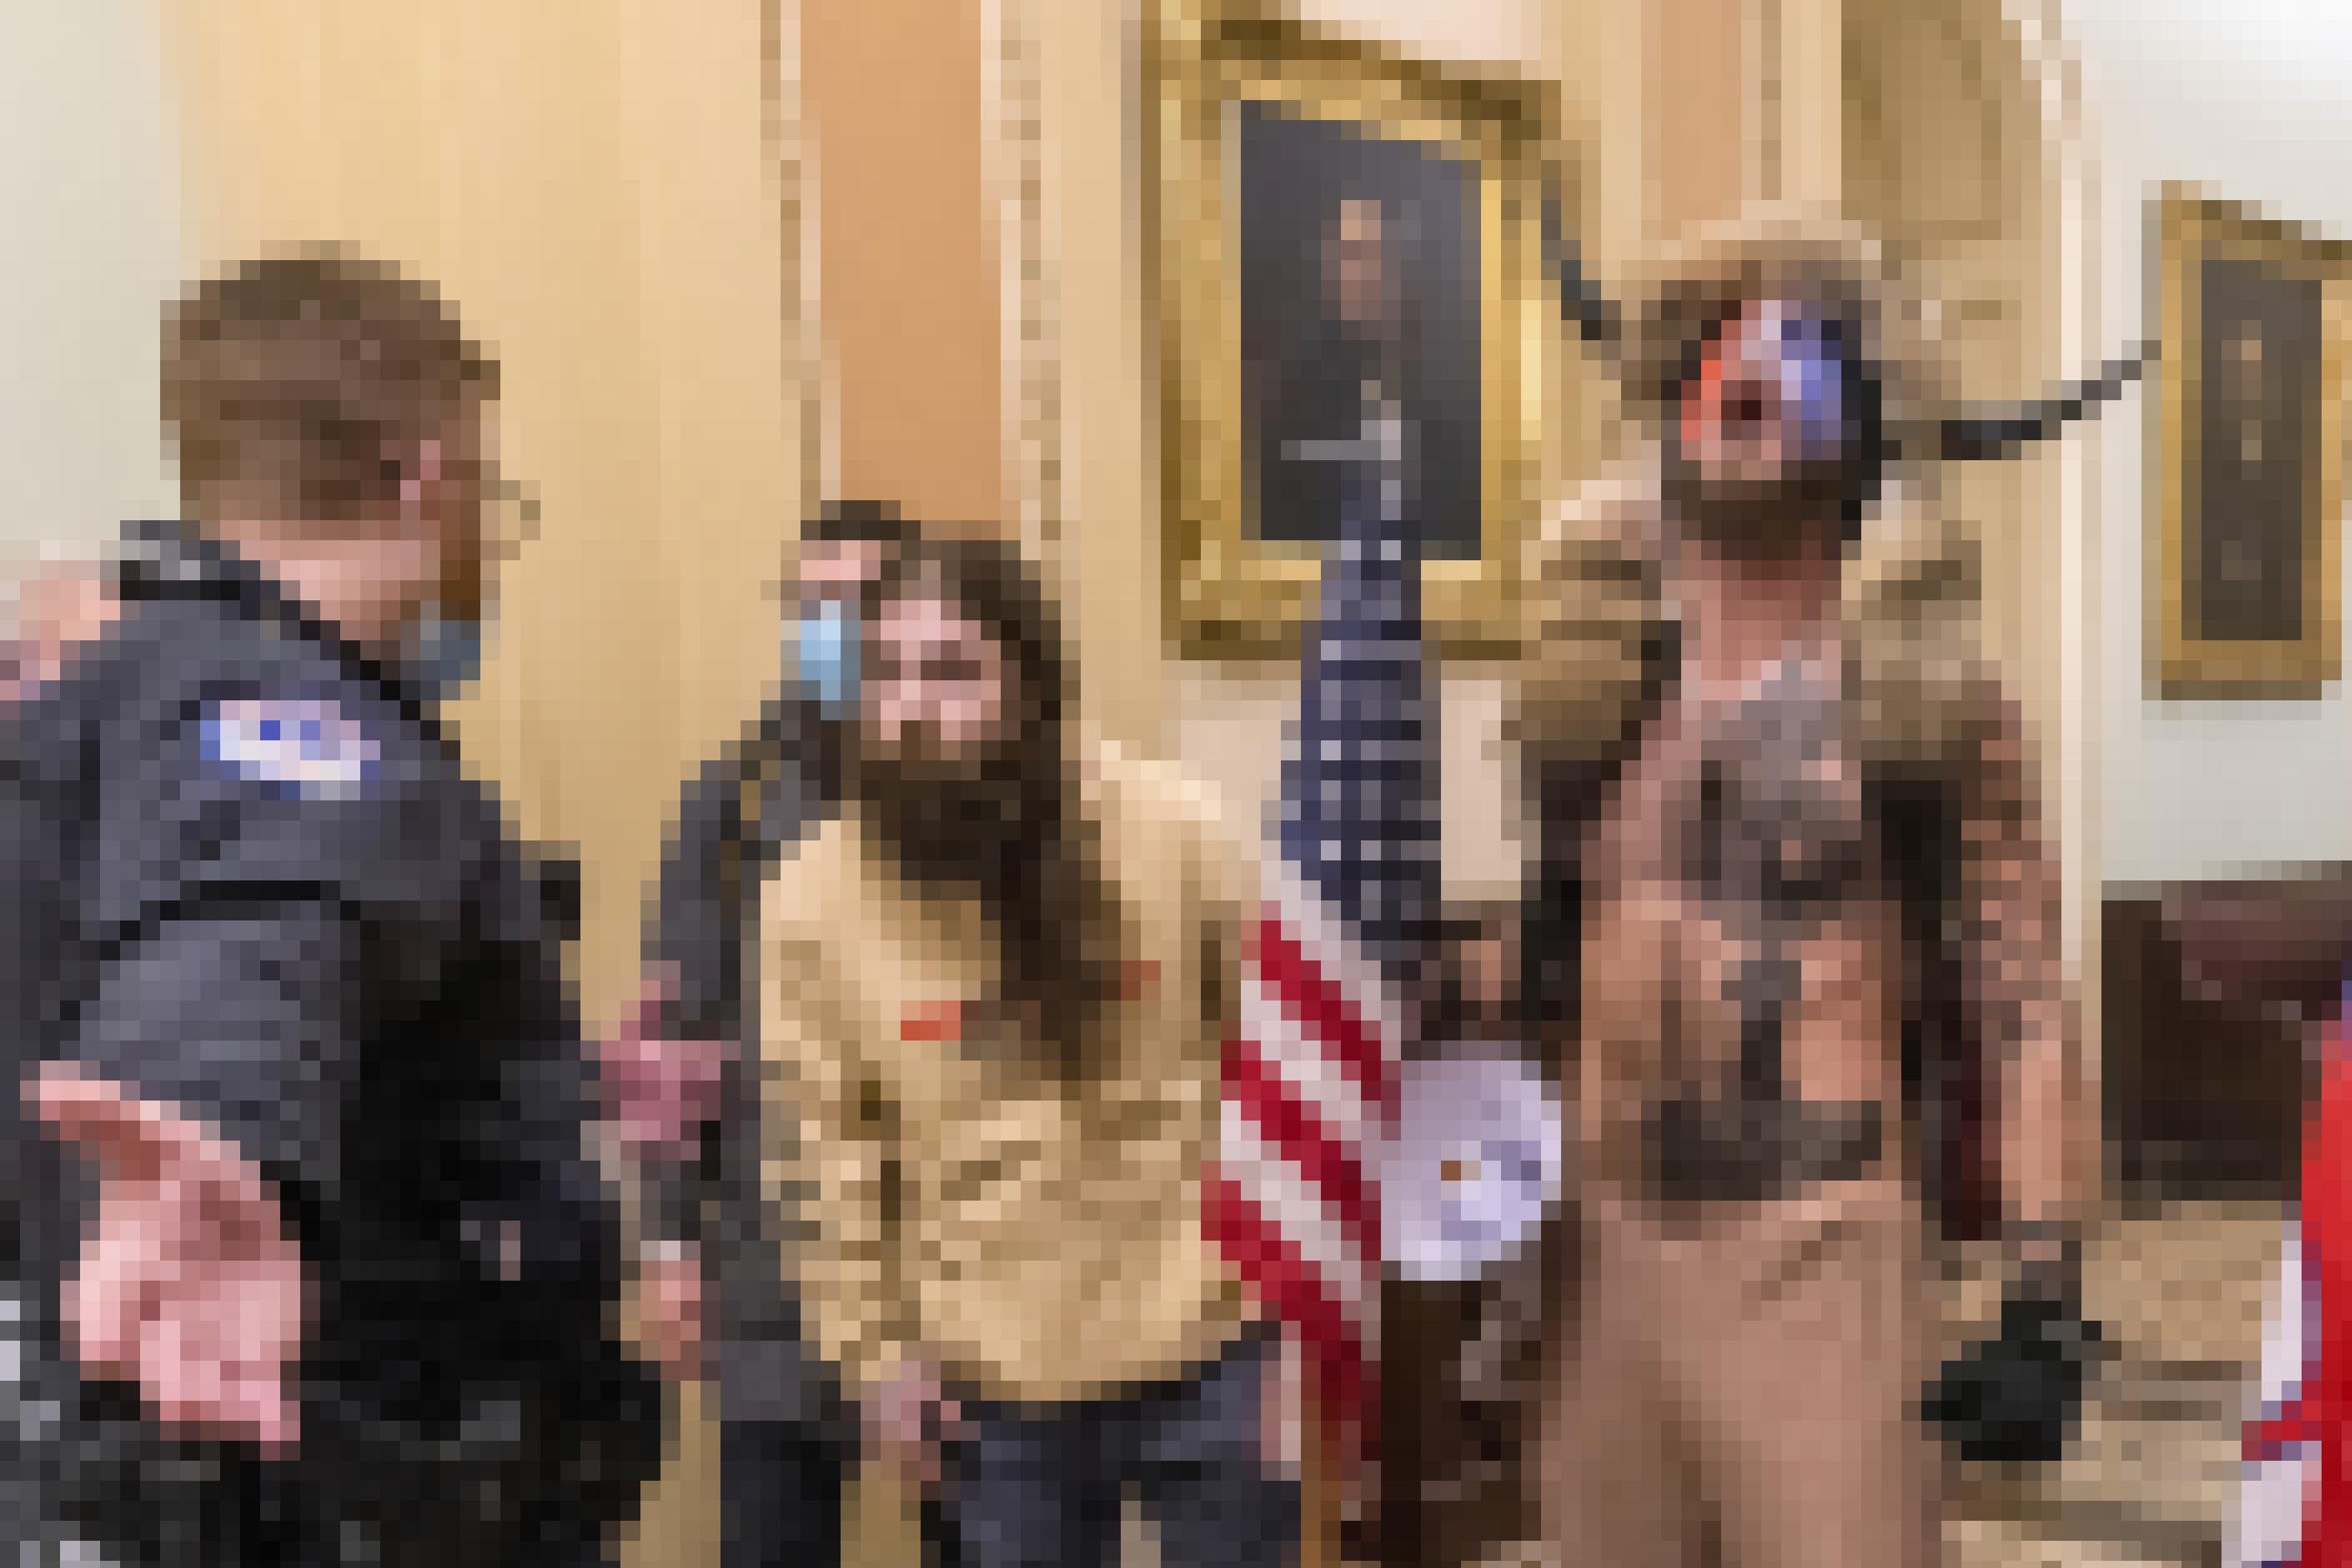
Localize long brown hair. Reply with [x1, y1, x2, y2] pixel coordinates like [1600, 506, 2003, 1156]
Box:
[856, 532, 1129, 1085]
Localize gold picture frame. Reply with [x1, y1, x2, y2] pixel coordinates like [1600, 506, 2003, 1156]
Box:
[2153, 187, 2352, 699]
[1147, 2, 1567, 660]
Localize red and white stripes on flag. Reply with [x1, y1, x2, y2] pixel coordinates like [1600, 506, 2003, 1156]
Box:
[2238, 1214, 2319, 1567]
[2236, 1000, 2352, 1568]
[1210, 372, 1431, 1501]
[1204, 867, 1403, 1473]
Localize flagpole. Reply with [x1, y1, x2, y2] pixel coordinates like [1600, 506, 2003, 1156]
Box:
[1300, 1374, 1331, 1568]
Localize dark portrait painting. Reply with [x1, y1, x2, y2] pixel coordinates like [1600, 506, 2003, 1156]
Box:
[2189, 255, 2325, 646]
[1238, 102, 1483, 559]
[1151, 11, 1555, 657]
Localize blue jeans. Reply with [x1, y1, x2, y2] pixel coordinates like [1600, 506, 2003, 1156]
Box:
[921, 1329, 1299, 1568]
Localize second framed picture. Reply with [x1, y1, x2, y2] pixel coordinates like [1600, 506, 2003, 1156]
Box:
[2153, 188, 2352, 700]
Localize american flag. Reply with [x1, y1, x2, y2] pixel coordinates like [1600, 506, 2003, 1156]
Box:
[2235, 975, 2352, 1566]
[1203, 392, 1436, 1487]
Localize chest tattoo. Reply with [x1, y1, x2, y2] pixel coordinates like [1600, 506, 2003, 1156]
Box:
[1647, 657, 1884, 1204]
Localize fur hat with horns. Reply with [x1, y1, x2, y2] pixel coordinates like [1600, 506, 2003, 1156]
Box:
[1514, 205, 2145, 787]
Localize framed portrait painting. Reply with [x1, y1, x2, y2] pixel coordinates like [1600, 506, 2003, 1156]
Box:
[1147, 2, 1567, 659]
[2153, 188, 2352, 699]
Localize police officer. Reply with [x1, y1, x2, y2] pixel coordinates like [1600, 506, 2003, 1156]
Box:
[605, 501, 908, 1567]
[2, 250, 660, 1566]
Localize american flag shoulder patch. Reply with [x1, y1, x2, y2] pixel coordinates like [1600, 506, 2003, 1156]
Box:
[202, 696, 382, 800]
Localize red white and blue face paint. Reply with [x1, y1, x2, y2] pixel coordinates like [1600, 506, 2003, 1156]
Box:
[1680, 296, 1854, 469]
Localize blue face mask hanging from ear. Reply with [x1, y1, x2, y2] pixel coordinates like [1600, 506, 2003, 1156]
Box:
[407, 604, 488, 702]
[791, 597, 859, 715]
[391, 433, 497, 703]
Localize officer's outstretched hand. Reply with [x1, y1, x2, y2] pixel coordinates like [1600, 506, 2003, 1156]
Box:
[28, 1061, 307, 1453]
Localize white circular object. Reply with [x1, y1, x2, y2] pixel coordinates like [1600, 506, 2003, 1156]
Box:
[1379, 1044, 1563, 1283]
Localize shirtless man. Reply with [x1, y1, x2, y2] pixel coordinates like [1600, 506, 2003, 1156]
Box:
[1521, 216, 2082, 1568]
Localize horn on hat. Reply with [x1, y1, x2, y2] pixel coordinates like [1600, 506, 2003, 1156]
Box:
[1900, 342, 2157, 462]
[1541, 193, 2154, 460]
[1543, 192, 1623, 353]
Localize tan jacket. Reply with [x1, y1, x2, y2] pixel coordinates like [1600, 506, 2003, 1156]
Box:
[758, 735, 1254, 1403]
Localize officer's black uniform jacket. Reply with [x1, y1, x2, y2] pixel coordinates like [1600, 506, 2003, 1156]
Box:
[1, 521, 660, 1566]
[642, 689, 840, 1433]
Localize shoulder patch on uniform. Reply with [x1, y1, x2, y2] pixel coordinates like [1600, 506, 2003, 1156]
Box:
[203, 697, 383, 800]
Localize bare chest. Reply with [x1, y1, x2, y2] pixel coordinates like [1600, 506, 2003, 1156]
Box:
[1575, 656, 1911, 1200]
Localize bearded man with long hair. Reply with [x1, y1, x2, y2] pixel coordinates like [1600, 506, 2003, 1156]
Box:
[757, 531, 1298, 1568]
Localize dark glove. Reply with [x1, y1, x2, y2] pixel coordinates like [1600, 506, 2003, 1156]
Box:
[1922, 1268, 2105, 1466]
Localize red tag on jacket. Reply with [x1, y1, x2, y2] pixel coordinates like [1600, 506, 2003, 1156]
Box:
[900, 1001, 967, 1044]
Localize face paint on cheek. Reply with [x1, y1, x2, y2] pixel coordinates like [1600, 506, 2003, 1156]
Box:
[1768, 310, 1851, 462]
[1681, 344, 1731, 453]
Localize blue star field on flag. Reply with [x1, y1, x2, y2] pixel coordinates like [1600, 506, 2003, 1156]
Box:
[1271, 398, 1442, 992]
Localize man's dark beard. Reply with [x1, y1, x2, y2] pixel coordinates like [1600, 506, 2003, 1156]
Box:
[1662, 445, 1856, 565]
[856, 732, 1122, 1083]
[858, 741, 1044, 894]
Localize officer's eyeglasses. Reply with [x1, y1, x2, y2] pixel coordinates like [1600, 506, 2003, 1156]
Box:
[481, 474, 541, 563]
[376, 451, 540, 562]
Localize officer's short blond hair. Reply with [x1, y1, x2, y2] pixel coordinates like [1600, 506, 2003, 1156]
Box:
[163, 248, 497, 527]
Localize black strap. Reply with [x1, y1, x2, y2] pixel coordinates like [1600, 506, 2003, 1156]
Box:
[1517, 616, 1684, 1060]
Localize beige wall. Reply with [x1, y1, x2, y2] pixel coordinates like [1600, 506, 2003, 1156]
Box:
[805, 0, 1009, 529]
[1648, 0, 1752, 239]
[0, 0, 186, 566]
